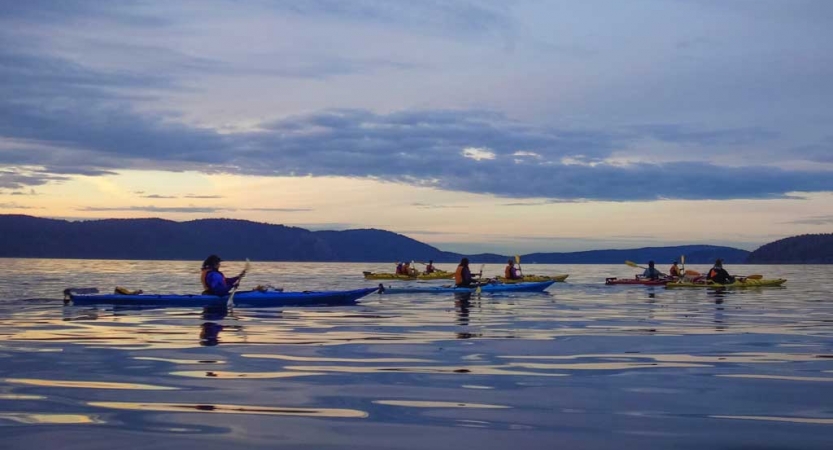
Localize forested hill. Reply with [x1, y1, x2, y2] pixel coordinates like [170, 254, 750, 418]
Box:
[0, 215, 749, 263]
[747, 233, 833, 263]
[524, 245, 750, 264]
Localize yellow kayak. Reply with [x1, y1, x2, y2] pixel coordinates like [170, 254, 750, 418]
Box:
[363, 270, 454, 281]
[495, 274, 569, 284]
[666, 278, 786, 288]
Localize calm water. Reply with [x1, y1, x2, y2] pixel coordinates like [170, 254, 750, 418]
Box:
[0, 259, 831, 449]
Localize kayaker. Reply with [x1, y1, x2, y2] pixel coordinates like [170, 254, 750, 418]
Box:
[395, 262, 406, 275]
[424, 260, 436, 274]
[707, 259, 735, 284]
[669, 261, 681, 278]
[504, 259, 522, 280]
[455, 257, 475, 287]
[200, 254, 245, 296]
[641, 261, 664, 280]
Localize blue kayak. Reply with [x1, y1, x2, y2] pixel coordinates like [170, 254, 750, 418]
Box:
[377, 280, 555, 295]
[64, 287, 379, 307]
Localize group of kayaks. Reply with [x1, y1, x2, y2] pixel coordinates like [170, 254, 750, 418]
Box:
[62, 263, 786, 308]
[605, 276, 787, 288]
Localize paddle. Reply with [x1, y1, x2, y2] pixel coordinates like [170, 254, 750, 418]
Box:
[226, 258, 251, 309]
[739, 274, 763, 280]
[626, 260, 667, 278]
[625, 260, 647, 270]
[680, 255, 685, 276]
[474, 263, 485, 295]
[515, 255, 524, 278]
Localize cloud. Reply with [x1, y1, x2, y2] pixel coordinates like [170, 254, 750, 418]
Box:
[0, 169, 69, 189]
[0, 202, 39, 209]
[791, 137, 833, 163]
[184, 194, 224, 199]
[788, 215, 833, 225]
[242, 207, 313, 212]
[77, 206, 232, 213]
[1, 2, 832, 202]
[633, 124, 780, 146]
[140, 194, 178, 199]
[411, 203, 469, 210]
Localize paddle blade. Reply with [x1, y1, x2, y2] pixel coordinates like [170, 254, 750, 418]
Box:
[745, 274, 763, 280]
[625, 260, 640, 268]
[515, 255, 521, 264]
[475, 284, 482, 296]
[681, 255, 685, 266]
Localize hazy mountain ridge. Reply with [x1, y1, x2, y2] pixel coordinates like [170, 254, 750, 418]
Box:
[0, 214, 756, 263]
[747, 233, 833, 264]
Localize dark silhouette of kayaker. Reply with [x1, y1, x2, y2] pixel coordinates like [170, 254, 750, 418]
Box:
[669, 261, 681, 277]
[504, 259, 522, 280]
[424, 260, 436, 274]
[641, 261, 664, 280]
[455, 258, 475, 287]
[200, 254, 245, 296]
[707, 259, 735, 284]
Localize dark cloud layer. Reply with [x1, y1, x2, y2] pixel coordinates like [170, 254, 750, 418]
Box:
[1, 2, 832, 202]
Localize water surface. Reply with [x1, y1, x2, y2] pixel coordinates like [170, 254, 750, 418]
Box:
[1, 260, 831, 449]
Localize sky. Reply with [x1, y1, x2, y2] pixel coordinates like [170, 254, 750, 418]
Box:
[1, 0, 832, 253]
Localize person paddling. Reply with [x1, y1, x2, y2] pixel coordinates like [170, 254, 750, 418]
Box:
[504, 259, 522, 280]
[669, 261, 681, 278]
[707, 259, 735, 284]
[641, 261, 664, 280]
[455, 258, 476, 287]
[201, 254, 245, 296]
[424, 260, 436, 274]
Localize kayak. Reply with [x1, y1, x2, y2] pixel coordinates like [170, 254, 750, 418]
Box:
[666, 278, 787, 288]
[63, 287, 379, 307]
[363, 270, 454, 280]
[377, 280, 555, 295]
[605, 277, 673, 286]
[496, 274, 569, 283]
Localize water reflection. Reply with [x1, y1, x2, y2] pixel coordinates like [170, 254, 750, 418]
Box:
[0, 260, 831, 449]
[199, 322, 223, 346]
[88, 401, 368, 418]
[0, 413, 104, 425]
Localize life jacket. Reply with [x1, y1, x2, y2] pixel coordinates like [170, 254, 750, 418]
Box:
[455, 265, 466, 285]
[395, 263, 405, 275]
[425, 264, 435, 274]
[504, 265, 515, 279]
[201, 268, 226, 294]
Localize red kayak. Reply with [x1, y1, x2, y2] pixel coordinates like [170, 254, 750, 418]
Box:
[605, 277, 672, 286]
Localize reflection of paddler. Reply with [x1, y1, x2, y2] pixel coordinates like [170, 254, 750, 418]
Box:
[200, 322, 223, 346]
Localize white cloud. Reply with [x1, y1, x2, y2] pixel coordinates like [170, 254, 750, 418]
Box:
[462, 147, 496, 161]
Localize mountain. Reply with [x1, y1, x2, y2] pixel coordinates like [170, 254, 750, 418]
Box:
[747, 233, 833, 264]
[0, 214, 750, 264]
[524, 245, 749, 264]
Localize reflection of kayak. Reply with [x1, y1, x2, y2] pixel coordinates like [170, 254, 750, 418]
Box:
[496, 274, 569, 283]
[378, 280, 555, 294]
[64, 287, 379, 307]
[666, 278, 787, 288]
[363, 270, 454, 280]
[605, 277, 672, 286]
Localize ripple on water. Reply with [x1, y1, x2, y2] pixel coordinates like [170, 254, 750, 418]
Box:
[87, 401, 368, 418]
[4, 378, 178, 390]
[0, 413, 105, 425]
